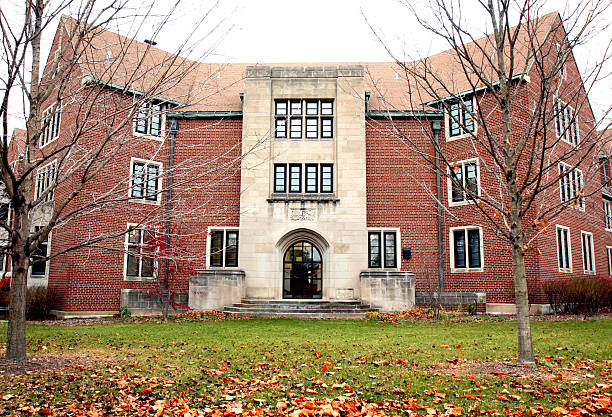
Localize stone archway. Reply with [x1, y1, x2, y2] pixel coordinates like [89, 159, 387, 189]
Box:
[276, 229, 330, 299]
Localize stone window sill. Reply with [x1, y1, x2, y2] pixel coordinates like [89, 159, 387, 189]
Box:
[267, 193, 339, 203]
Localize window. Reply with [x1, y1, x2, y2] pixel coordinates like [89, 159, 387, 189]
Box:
[0, 199, 9, 272]
[450, 227, 483, 271]
[554, 97, 578, 146]
[273, 163, 334, 194]
[607, 246, 612, 276]
[31, 226, 50, 278]
[447, 97, 475, 139]
[41, 103, 61, 147]
[134, 102, 163, 137]
[125, 226, 155, 279]
[130, 159, 162, 203]
[449, 159, 479, 205]
[209, 229, 239, 267]
[605, 200, 612, 230]
[558, 163, 583, 210]
[556, 225, 572, 272]
[368, 229, 399, 268]
[581, 231, 595, 274]
[275, 99, 333, 139]
[35, 161, 57, 203]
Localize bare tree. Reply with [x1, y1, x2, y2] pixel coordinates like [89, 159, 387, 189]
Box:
[366, 0, 612, 364]
[0, 0, 235, 360]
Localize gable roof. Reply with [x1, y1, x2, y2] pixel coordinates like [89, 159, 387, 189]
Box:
[57, 12, 561, 113]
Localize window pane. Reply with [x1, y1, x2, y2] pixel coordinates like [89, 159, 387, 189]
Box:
[141, 255, 154, 277]
[31, 243, 47, 276]
[451, 165, 463, 202]
[463, 99, 474, 132]
[453, 230, 466, 268]
[449, 103, 461, 136]
[557, 228, 564, 269]
[289, 164, 301, 193]
[275, 118, 287, 138]
[321, 118, 333, 138]
[136, 103, 148, 134]
[306, 118, 318, 139]
[146, 165, 159, 201]
[274, 164, 286, 193]
[128, 229, 141, 244]
[465, 163, 478, 196]
[150, 104, 161, 136]
[321, 101, 333, 115]
[275, 101, 287, 116]
[368, 232, 381, 268]
[563, 229, 570, 270]
[126, 246, 140, 276]
[290, 118, 302, 138]
[384, 232, 396, 268]
[320, 164, 333, 193]
[210, 231, 224, 267]
[132, 163, 145, 198]
[290, 100, 302, 115]
[467, 229, 481, 268]
[306, 101, 318, 115]
[305, 164, 318, 193]
[225, 231, 238, 267]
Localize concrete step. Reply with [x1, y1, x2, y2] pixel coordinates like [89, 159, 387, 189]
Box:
[223, 299, 377, 319]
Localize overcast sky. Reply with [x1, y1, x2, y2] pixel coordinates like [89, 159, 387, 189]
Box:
[4, 0, 612, 130]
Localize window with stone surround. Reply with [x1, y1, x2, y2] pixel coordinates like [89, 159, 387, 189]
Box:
[558, 162, 583, 210]
[41, 102, 61, 147]
[35, 160, 57, 203]
[208, 228, 239, 268]
[604, 200, 612, 230]
[581, 231, 595, 275]
[554, 97, 579, 146]
[449, 158, 479, 205]
[446, 97, 476, 139]
[556, 225, 572, 273]
[450, 226, 483, 272]
[275, 99, 333, 139]
[124, 225, 155, 280]
[134, 102, 163, 138]
[368, 229, 399, 269]
[130, 158, 162, 204]
[273, 163, 333, 194]
[30, 226, 50, 279]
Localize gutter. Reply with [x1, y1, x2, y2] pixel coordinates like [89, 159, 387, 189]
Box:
[366, 110, 442, 118]
[167, 110, 243, 119]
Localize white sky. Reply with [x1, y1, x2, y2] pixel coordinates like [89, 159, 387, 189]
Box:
[4, 0, 612, 131]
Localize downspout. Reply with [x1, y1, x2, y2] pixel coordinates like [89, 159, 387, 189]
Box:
[431, 119, 444, 292]
[164, 118, 179, 316]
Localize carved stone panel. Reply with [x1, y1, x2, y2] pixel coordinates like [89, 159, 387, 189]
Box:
[289, 207, 316, 221]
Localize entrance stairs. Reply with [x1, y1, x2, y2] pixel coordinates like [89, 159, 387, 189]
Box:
[223, 299, 377, 319]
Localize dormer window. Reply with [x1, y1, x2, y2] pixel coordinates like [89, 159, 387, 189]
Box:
[446, 97, 476, 139]
[134, 102, 163, 137]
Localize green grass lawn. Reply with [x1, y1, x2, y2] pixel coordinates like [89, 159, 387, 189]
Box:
[0, 316, 611, 415]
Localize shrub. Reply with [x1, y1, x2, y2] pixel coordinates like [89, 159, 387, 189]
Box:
[26, 286, 57, 320]
[543, 276, 612, 317]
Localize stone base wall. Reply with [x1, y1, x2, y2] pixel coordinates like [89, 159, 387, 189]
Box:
[189, 270, 245, 311]
[120, 289, 189, 315]
[360, 271, 415, 313]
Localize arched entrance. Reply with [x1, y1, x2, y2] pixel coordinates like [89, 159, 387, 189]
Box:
[283, 241, 322, 299]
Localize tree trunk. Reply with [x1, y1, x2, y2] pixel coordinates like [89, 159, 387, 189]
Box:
[511, 235, 535, 365]
[6, 208, 30, 361]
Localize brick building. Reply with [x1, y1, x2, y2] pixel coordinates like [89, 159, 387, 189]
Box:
[9, 12, 611, 317]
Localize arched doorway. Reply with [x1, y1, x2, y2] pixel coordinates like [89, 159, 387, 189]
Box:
[283, 241, 322, 299]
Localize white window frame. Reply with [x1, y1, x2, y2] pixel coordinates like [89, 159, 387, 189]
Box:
[447, 158, 481, 206]
[449, 226, 484, 273]
[129, 157, 163, 205]
[604, 200, 612, 231]
[581, 231, 595, 275]
[123, 223, 157, 281]
[206, 227, 240, 269]
[558, 162, 584, 211]
[367, 227, 401, 270]
[35, 160, 57, 203]
[132, 101, 165, 140]
[445, 96, 477, 141]
[29, 226, 51, 280]
[556, 225, 572, 273]
[40, 102, 61, 148]
[606, 246, 612, 276]
[554, 96, 579, 146]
